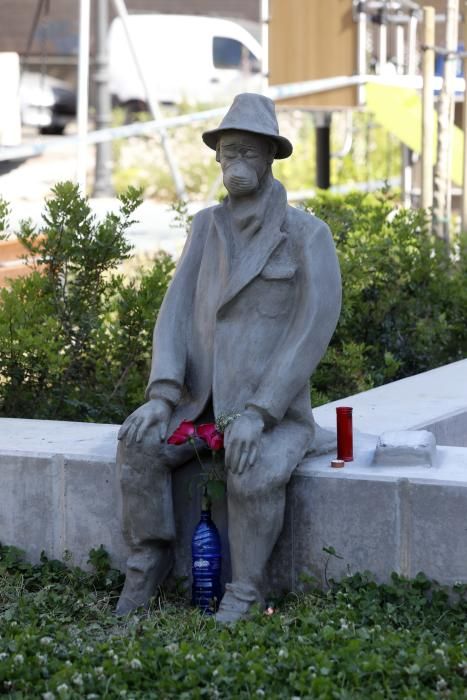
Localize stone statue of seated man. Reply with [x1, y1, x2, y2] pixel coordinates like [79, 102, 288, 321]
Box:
[116, 93, 342, 622]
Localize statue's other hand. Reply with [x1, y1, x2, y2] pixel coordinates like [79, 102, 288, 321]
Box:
[118, 399, 172, 447]
[225, 410, 264, 476]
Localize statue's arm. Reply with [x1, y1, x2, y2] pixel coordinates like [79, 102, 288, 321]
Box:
[118, 213, 207, 445]
[246, 219, 342, 425]
[145, 211, 207, 407]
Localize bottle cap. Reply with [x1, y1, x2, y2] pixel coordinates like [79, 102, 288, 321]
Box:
[330, 459, 345, 469]
[336, 406, 353, 414]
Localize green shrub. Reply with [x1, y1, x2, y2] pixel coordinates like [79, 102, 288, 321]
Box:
[0, 186, 465, 421]
[0, 182, 175, 423]
[307, 191, 467, 404]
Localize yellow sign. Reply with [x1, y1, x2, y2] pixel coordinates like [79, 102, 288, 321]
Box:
[365, 83, 463, 185]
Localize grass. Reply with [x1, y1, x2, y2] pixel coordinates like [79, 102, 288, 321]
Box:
[1, 544, 467, 698]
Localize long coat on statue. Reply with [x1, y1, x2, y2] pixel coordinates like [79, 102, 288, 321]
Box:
[145, 177, 342, 487]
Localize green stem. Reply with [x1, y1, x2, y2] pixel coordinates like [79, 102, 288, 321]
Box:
[189, 437, 206, 472]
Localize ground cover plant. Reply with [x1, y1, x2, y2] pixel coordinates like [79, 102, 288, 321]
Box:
[1, 543, 467, 698]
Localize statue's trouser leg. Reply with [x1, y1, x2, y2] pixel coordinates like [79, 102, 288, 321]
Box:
[116, 436, 195, 614]
[219, 419, 312, 622]
[226, 481, 286, 605]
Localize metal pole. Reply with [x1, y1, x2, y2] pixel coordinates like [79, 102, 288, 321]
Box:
[111, 0, 186, 199]
[396, 23, 405, 74]
[261, 0, 269, 94]
[433, 0, 459, 241]
[315, 112, 331, 189]
[76, 0, 91, 193]
[462, 0, 467, 230]
[401, 146, 413, 207]
[377, 10, 388, 72]
[407, 12, 418, 74]
[422, 6, 435, 213]
[357, 1, 367, 105]
[93, 0, 114, 197]
[402, 11, 418, 210]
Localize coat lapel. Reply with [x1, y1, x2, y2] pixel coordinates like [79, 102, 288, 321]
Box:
[215, 180, 288, 310]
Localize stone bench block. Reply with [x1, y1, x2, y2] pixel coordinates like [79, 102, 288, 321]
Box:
[2, 419, 467, 595]
[2, 358, 467, 593]
[371, 430, 437, 467]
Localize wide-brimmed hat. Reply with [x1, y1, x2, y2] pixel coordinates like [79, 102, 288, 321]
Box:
[202, 93, 293, 159]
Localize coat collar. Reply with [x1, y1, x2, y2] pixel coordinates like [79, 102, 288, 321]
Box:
[214, 179, 288, 310]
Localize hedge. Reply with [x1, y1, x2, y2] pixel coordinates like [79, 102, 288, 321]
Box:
[0, 185, 465, 422]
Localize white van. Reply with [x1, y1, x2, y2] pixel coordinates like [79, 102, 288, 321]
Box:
[108, 14, 263, 112]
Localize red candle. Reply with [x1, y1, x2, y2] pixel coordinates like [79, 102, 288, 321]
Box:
[336, 406, 353, 461]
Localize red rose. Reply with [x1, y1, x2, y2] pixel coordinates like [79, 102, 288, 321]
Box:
[197, 423, 224, 451]
[167, 420, 196, 445]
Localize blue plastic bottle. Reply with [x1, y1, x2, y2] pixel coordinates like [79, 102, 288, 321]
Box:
[191, 494, 222, 614]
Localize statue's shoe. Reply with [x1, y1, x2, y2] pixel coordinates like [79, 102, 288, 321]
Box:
[115, 546, 173, 616]
[215, 582, 264, 624]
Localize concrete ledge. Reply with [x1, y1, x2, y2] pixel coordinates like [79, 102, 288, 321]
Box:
[279, 433, 467, 589]
[1, 359, 467, 592]
[314, 359, 467, 445]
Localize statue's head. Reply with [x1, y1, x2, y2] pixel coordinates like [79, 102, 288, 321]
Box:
[202, 93, 293, 198]
[215, 130, 275, 197]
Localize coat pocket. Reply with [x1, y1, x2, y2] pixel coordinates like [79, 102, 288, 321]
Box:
[256, 263, 297, 317]
[260, 262, 297, 281]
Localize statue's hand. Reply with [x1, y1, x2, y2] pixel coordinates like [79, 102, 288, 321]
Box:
[118, 399, 172, 447]
[225, 410, 264, 475]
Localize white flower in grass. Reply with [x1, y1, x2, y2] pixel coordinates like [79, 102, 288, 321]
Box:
[56, 684, 69, 698]
[13, 654, 24, 664]
[0, 653, 8, 661]
[129, 658, 142, 670]
[36, 653, 48, 664]
[42, 693, 56, 700]
[278, 648, 288, 659]
[72, 673, 84, 687]
[457, 661, 467, 676]
[436, 677, 448, 691]
[40, 637, 53, 646]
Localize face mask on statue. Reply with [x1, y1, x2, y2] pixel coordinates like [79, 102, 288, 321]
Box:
[222, 161, 260, 196]
[217, 131, 274, 198]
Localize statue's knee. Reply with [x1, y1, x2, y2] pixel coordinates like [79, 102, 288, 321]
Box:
[117, 434, 161, 465]
[228, 470, 266, 501]
[117, 438, 164, 496]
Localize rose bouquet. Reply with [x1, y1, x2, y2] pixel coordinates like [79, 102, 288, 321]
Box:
[167, 413, 239, 501]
